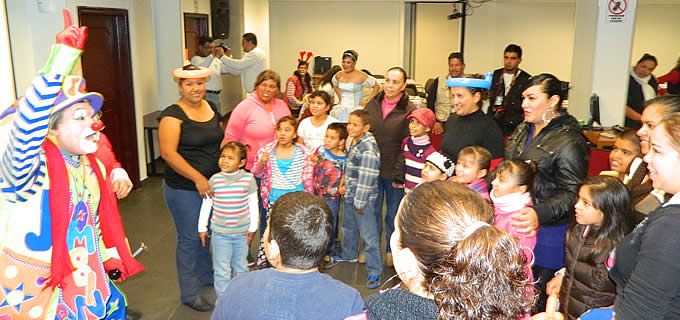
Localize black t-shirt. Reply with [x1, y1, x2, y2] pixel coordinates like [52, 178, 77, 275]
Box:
[440, 109, 504, 162]
[159, 103, 223, 190]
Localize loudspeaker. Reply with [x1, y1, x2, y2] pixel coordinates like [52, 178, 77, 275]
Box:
[314, 56, 331, 75]
[211, 0, 229, 39]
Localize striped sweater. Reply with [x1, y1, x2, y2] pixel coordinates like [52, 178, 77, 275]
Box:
[204, 170, 258, 234]
[402, 136, 436, 192]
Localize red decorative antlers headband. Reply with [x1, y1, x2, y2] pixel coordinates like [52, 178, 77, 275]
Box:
[298, 51, 313, 63]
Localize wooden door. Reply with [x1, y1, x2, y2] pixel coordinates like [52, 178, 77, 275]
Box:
[184, 13, 209, 58]
[78, 7, 140, 188]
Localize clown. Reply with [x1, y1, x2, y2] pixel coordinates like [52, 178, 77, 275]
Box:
[0, 9, 142, 319]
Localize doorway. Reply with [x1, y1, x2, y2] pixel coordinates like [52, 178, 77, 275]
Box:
[184, 13, 209, 59]
[78, 7, 140, 187]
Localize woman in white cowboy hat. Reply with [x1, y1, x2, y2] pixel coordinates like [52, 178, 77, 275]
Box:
[159, 63, 224, 312]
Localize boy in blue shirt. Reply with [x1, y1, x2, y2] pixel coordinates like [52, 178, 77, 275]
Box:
[211, 192, 364, 320]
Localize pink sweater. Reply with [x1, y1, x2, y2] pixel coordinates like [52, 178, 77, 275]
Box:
[490, 191, 536, 257]
[225, 94, 291, 170]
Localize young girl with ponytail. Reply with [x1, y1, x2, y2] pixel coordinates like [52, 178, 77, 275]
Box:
[365, 181, 534, 319]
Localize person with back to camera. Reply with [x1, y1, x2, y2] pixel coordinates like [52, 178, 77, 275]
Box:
[632, 95, 680, 216]
[365, 66, 416, 267]
[440, 72, 505, 162]
[319, 65, 342, 104]
[365, 181, 534, 320]
[505, 73, 589, 313]
[600, 107, 680, 319]
[211, 191, 365, 320]
[625, 53, 659, 129]
[159, 62, 224, 312]
[331, 50, 380, 122]
[540, 176, 634, 320]
[657, 56, 680, 95]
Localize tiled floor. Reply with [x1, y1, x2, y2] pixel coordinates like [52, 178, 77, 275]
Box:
[118, 177, 396, 320]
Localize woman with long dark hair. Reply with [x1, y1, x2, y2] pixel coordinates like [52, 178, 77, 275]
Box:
[545, 176, 634, 319]
[285, 55, 313, 116]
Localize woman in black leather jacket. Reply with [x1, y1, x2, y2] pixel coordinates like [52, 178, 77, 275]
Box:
[505, 73, 589, 312]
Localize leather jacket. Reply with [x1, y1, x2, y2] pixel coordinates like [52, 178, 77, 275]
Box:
[505, 114, 589, 226]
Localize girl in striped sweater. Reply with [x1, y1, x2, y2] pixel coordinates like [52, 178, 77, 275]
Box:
[198, 141, 259, 296]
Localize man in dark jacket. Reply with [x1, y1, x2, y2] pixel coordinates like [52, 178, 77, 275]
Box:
[489, 44, 531, 135]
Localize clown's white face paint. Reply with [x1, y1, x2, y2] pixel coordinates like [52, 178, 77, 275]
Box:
[50, 102, 99, 155]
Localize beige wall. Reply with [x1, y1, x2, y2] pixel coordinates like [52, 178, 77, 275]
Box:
[632, 3, 680, 75]
[412, 3, 460, 83]
[410, 2, 573, 82]
[269, 0, 405, 79]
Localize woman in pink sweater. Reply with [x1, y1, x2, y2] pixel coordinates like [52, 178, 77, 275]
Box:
[225, 70, 292, 170]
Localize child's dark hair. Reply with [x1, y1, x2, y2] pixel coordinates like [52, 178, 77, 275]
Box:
[221, 141, 247, 162]
[615, 128, 641, 156]
[309, 90, 332, 107]
[268, 191, 333, 269]
[398, 181, 534, 319]
[350, 109, 370, 126]
[327, 122, 348, 141]
[493, 160, 534, 193]
[276, 115, 299, 131]
[570, 176, 634, 259]
[458, 145, 492, 171]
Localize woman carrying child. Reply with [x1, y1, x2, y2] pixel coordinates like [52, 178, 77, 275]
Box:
[252, 116, 315, 267]
[545, 176, 634, 320]
[365, 181, 534, 319]
[297, 90, 339, 151]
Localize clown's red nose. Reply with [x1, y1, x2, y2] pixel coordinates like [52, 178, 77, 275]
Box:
[91, 120, 105, 132]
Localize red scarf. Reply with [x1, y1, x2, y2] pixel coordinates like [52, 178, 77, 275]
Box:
[43, 139, 144, 288]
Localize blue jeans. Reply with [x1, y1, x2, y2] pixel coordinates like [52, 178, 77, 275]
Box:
[375, 178, 404, 253]
[324, 198, 341, 255]
[163, 182, 214, 304]
[212, 232, 249, 296]
[341, 198, 383, 276]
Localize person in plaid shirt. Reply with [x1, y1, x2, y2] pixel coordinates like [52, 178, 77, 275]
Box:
[326, 109, 383, 289]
